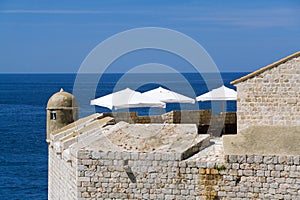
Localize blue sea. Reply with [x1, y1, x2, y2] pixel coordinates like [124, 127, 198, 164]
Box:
[0, 72, 247, 199]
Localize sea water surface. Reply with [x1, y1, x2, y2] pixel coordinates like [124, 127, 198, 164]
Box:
[0, 73, 247, 199]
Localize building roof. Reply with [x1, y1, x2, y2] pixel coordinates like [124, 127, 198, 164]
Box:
[47, 88, 78, 109]
[231, 51, 300, 85]
[48, 112, 211, 161]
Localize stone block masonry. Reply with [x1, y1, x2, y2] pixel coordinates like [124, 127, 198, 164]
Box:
[47, 52, 300, 199]
[48, 146, 77, 199]
[104, 110, 237, 136]
[47, 114, 300, 199]
[217, 155, 300, 200]
[49, 140, 300, 199]
[233, 56, 300, 132]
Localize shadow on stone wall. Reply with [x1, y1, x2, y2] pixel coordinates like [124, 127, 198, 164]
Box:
[102, 110, 237, 137]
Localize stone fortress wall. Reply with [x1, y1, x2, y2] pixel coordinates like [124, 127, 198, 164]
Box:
[47, 52, 300, 199]
[103, 110, 237, 136]
[232, 56, 300, 132]
[48, 112, 300, 200]
[50, 141, 300, 199]
[76, 153, 300, 199]
[48, 145, 77, 199]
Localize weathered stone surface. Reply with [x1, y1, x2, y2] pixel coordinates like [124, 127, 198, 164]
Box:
[82, 123, 210, 160]
[49, 131, 300, 200]
[223, 126, 300, 155]
[233, 56, 300, 132]
[48, 52, 300, 200]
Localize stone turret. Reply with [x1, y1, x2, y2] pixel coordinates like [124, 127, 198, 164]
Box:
[46, 88, 78, 141]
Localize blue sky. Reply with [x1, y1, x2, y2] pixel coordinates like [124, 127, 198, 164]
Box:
[0, 0, 299, 73]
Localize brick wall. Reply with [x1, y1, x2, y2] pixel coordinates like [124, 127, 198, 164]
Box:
[235, 56, 300, 132]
